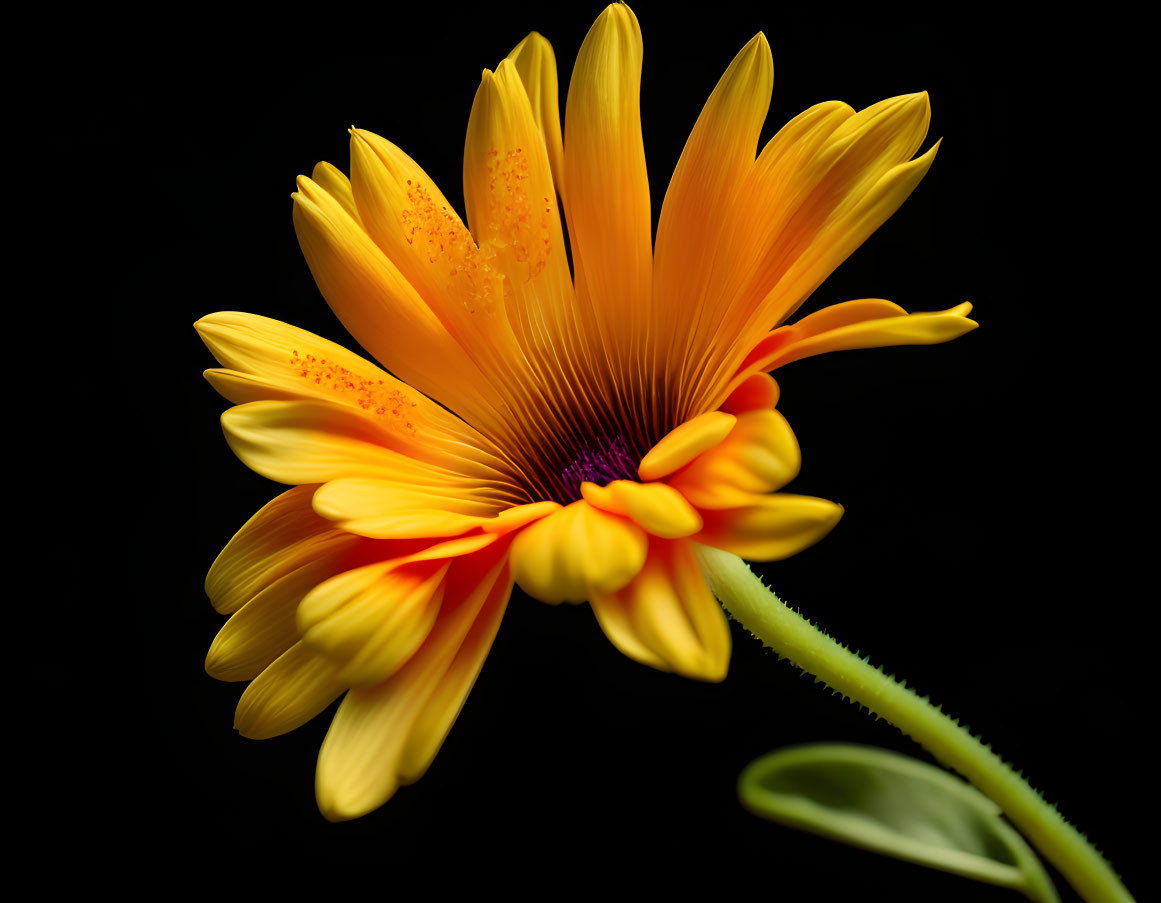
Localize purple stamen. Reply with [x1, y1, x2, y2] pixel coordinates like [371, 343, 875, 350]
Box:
[559, 434, 640, 502]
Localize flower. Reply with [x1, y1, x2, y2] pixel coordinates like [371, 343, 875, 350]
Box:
[196, 3, 976, 821]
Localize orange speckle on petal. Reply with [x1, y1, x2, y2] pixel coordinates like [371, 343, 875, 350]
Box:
[485, 147, 552, 278]
[399, 179, 497, 314]
[289, 349, 418, 435]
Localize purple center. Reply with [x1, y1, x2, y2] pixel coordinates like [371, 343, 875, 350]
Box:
[559, 434, 640, 502]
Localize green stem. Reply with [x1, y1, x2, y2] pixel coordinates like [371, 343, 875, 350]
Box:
[696, 545, 1133, 903]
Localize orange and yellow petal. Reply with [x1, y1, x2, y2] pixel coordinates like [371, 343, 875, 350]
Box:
[564, 3, 651, 366]
[695, 494, 843, 561]
[463, 60, 571, 309]
[507, 32, 565, 198]
[292, 172, 501, 422]
[509, 499, 647, 603]
[311, 478, 500, 540]
[205, 484, 361, 615]
[652, 32, 773, 389]
[220, 399, 481, 489]
[396, 563, 512, 783]
[721, 372, 780, 414]
[297, 557, 450, 688]
[196, 311, 515, 482]
[590, 540, 730, 681]
[581, 479, 702, 539]
[314, 562, 511, 821]
[732, 299, 978, 387]
[637, 411, 736, 481]
[667, 409, 801, 509]
[680, 91, 948, 416]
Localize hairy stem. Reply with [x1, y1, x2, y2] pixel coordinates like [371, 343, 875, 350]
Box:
[697, 546, 1132, 903]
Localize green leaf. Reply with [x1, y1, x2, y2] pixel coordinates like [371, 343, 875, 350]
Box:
[738, 744, 1059, 902]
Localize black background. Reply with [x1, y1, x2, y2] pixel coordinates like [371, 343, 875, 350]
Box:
[62, 2, 1142, 897]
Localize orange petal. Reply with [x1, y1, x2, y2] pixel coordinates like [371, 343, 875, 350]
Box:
[463, 60, 571, 306]
[653, 33, 773, 384]
[721, 372, 780, 414]
[681, 94, 944, 414]
[507, 32, 565, 198]
[564, 3, 651, 363]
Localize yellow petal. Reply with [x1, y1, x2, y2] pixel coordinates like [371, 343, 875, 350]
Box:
[298, 558, 449, 687]
[220, 399, 471, 487]
[292, 173, 499, 420]
[315, 559, 509, 820]
[637, 411, 736, 481]
[735, 299, 978, 380]
[507, 32, 565, 197]
[234, 642, 346, 740]
[481, 501, 562, 535]
[206, 485, 360, 614]
[206, 560, 336, 681]
[312, 477, 498, 538]
[590, 540, 730, 681]
[564, 3, 651, 361]
[696, 494, 843, 560]
[581, 479, 702, 539]
[668, 409, 801, 509]
[509, 500, 647, 603]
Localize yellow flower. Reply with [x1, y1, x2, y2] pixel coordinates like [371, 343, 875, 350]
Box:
[197, 3, 976, 821]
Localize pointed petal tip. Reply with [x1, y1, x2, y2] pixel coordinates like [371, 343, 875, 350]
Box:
[744, 31, 771, 53]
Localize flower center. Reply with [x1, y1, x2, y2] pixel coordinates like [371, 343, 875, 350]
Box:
[558, 434, 640, 503]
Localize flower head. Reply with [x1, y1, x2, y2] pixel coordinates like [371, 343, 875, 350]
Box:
[197, 3, 975, 821]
